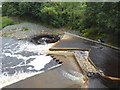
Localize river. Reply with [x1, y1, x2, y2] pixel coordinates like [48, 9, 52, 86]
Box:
[0, 22, 119, 88]
[0, 22, 73, 88]
[0, 36, 63, 88]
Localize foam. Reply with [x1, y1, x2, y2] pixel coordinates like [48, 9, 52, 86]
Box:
[28, 55, 53, 70]
[1, 39, 55, 88]
[62, 70, 85, 85]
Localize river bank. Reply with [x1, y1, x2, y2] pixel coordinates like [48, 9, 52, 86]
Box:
[1, 16, 80, 40]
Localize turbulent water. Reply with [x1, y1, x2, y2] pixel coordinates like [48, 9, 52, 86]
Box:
[0, 37, 61, 88]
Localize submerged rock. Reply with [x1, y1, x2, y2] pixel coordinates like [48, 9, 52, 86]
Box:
[30, 34, 60, 45]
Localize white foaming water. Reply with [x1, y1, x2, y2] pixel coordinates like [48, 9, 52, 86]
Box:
[14, 40, 53, 54]
[62, 70, 85, 85]
[28, 55, 53, 70]
[0, 38, 56, 88]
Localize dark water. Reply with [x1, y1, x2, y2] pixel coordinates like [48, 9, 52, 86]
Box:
[89, 46, 120, 78]
[50, 33, 120, 88]
[88, 74, 120, 88]
[89, 46, 120, 88]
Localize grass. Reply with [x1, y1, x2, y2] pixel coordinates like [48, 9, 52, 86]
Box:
[1, 16, 20, 29]
[52, 31, 60, 35]
[2, 16, 15, 28]
[82, 28, 119, 47]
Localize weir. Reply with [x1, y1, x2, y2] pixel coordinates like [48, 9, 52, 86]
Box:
[2, 32, 120, 88]
[50, 32, 120, 88]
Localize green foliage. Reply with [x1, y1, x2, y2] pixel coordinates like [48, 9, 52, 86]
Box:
[2, 2, 120, 47]
[82, 28, 107, 40]
[84, 2, 120, 46]
[0, 17, 2, 29]
[2, 2, 18, 16]
[18, 2, 33, 16]
[2, 16, 15, 28]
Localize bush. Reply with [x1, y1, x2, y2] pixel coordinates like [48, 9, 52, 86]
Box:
[82, 28, 99, 39]
[2, 16, 15, 28]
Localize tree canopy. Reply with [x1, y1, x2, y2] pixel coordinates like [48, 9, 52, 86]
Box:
[2, 2, 120, 47]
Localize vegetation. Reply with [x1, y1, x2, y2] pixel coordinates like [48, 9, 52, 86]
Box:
[2, 2, 120, 47]
[2, 16, 15, 28]
[0, 17, 1, 29]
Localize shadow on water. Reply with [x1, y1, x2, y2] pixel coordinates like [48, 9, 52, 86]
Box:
[89, 46, 120, 78]
[88, 45, 120, 88]
[88, 73, 120, 88]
